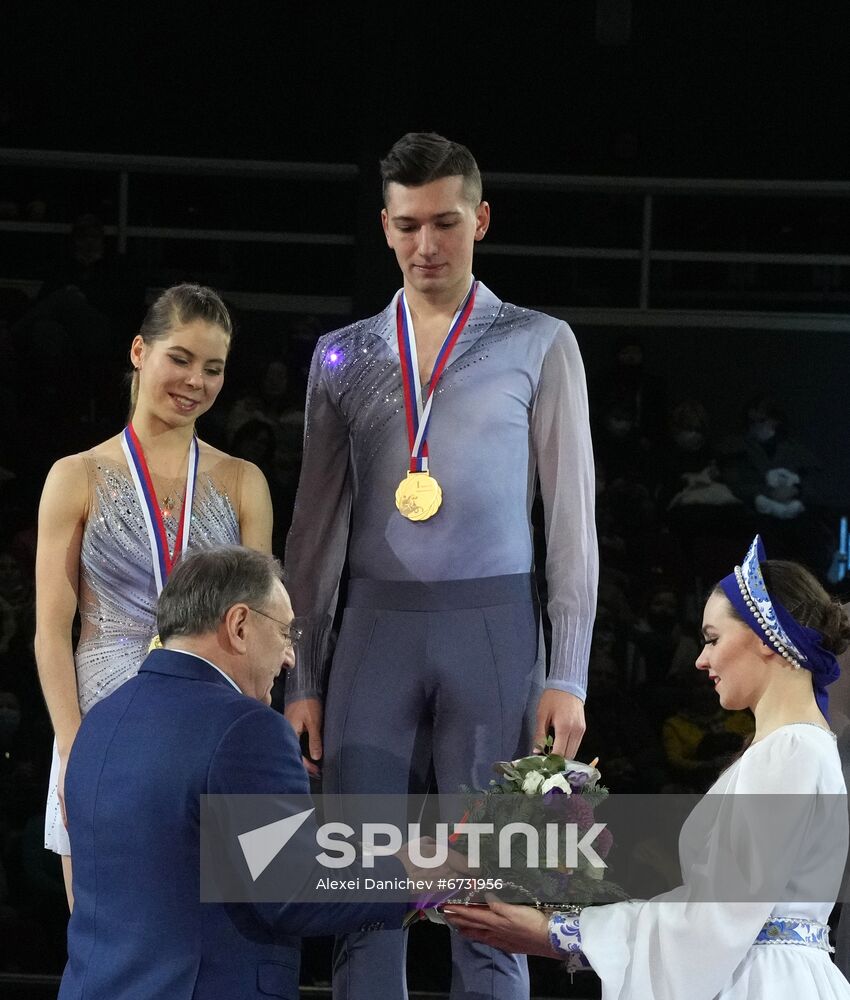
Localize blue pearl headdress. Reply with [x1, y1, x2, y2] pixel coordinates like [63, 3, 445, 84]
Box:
[718, 535, 840, 718]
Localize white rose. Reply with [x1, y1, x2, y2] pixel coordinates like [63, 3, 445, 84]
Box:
[540, 773, 572, 795]
[521, 771, 545, 795]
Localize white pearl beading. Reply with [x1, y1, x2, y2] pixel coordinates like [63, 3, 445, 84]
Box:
[734, 565, 804, 669]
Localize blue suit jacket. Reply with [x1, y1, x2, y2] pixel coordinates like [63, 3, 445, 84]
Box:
[59, 649, 406, 1000]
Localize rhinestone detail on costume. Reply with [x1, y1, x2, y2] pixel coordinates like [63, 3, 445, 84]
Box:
[75, 459, 240, 714]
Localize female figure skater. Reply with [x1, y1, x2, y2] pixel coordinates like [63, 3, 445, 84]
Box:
[35, 283, 273, 905]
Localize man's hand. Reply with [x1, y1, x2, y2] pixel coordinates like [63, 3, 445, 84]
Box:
[396, 837, 469, 885]
[283, 697, 323, 778]
[532, 690, 585, 759]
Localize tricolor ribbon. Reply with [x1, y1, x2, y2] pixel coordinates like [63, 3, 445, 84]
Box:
[396, 281, 477, 473]
[121, 425, 199, 594]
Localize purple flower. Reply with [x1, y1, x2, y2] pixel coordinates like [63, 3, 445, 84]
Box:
[542, 787, 568, 810]
[563, 795, 595, 831]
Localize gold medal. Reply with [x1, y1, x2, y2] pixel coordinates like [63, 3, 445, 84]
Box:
[394, 283, 476, 523]
[395, 471, 442, 521]
[148, 634, 164, 652]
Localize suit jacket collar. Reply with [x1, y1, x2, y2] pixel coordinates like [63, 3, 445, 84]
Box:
[374, 280, 502, 373]
[139, 648, 239, 691]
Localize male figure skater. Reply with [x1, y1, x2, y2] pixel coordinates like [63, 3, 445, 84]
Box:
[284, 132, 598, 999]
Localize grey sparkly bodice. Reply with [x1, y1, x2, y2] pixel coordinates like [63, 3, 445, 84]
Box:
[284, 281, 598, 701]
[75, 457, 240, 713]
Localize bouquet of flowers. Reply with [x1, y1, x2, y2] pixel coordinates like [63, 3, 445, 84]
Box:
[447, 738, 625, 908]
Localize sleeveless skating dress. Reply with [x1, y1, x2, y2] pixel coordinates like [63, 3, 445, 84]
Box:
[45, 451, 242, 853]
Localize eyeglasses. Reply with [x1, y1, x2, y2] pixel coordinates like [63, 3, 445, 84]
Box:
[248, 607, 303, 648]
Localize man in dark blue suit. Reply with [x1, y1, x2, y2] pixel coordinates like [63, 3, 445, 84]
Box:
[58, 546, 419, 1000]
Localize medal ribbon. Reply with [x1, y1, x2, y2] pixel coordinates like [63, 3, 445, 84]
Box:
[396, 280, 477, 473]
[121, 425, 199, 594]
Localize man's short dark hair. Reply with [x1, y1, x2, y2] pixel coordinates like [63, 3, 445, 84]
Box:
[156, 546, 282, 643]
[380, 132, 482, 207]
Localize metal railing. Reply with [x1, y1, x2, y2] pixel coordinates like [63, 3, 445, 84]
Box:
[2, 148, 850, 329]
[0, 148, 356, 252]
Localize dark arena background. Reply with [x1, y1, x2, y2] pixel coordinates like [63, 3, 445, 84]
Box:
[1, 3, 849, 998]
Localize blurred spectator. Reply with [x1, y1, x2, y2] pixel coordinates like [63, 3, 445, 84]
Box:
[226, 359, 306, 550]
[287, 315, 324, 393]
[0, 545, 40, 723]
[657, 400, 739, 512]
[582, 612, 668, 793]
[39, 214, 124, 314]
[658, 400, 751, 585]
[229, 418, 278, 471]
[594, 460, 629, 572]
[596, 564, 635, 634]
[595, 451, 685, 599]
[593, 335, 667, 445]
[718, 393, 831, 569]
[719, 394, 821, 518]
[627, 584, 701, 689]
[593, 401, 657, 537]
[0, 550, 35, 692]
[625, 583, 703, 732]
[661, 675, 753, 792]
[229, 418, 298, 553]
[226, 358, 304, 442]
[10, 213, 141, 427]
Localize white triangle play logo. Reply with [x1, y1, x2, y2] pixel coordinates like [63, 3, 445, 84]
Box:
[237, 808, 316, 881]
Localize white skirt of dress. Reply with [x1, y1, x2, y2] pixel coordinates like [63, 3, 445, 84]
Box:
[44, 738, 71, 855]
[719, 944, 850, 999]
